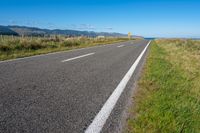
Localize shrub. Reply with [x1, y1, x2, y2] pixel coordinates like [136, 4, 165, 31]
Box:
[0, 45, 12, 52]
[18, 40, 46, 50]
[28, 42, 46, 50]
[61, 40, 81, 47]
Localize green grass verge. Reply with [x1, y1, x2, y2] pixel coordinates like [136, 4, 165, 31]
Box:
[127, 40, 200, 133]
[0, 36, 133, 61]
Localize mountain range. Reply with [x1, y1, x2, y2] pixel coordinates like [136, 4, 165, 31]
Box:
[0, 25, 142, 38]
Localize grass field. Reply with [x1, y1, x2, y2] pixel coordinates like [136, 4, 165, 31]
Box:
[127, 39, 200, 133]
[0, 36, 131, 61]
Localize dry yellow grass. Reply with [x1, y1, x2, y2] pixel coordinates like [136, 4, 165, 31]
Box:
[0, 36, 131, 60]
[155, 39, 200, 96]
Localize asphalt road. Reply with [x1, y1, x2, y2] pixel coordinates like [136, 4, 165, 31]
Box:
[0, 39, 149, 133]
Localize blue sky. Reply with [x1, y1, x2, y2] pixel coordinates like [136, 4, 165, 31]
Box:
[0, 0, 200, 38]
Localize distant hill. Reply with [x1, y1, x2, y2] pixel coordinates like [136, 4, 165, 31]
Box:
[0, 26, 19, 36]
[0, 25, 143, 38]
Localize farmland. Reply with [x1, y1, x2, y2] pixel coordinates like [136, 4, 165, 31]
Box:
[0, 35, 131, 61]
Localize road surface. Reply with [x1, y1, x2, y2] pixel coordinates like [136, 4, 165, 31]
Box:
[0, 40, 150, 133]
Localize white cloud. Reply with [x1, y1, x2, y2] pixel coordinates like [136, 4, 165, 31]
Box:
[104, 27, 113, 30]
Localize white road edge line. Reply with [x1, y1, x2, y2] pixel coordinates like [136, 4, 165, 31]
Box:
[117, 45, 124, 48]
[85, 41, 151, 133]
[61, 52, 95, 62]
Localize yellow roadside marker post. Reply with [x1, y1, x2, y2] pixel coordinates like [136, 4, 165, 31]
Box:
[128, 32, 132, 40]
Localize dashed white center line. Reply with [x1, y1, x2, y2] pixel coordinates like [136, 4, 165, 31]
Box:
[61, 52, 95, 62]
[117, 45, 124, 48]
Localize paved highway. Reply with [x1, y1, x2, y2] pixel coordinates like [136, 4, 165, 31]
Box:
[0, 40, 150, 133]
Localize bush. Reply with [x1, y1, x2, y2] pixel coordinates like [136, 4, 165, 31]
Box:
[61, 40, 81, 47]
[17, 40, 46, 50]
[28, 42, 46, 50]
[0, 45, 12, 52]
